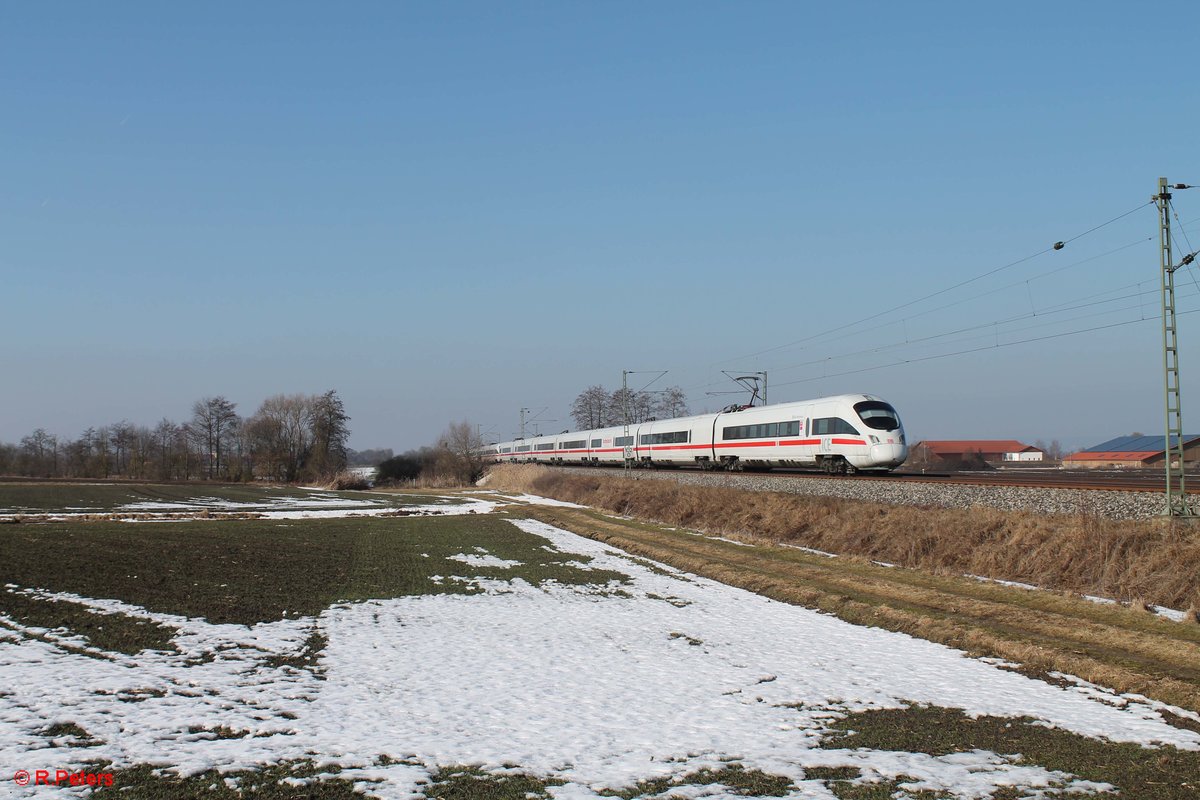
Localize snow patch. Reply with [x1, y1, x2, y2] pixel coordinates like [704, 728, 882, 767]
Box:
[447, 552, 521, 569]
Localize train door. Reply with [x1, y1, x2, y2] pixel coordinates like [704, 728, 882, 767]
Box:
[812, 411, 834, 455]
[635, 423, 649, 464]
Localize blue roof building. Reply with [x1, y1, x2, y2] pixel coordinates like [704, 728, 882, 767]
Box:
[1064, 434, 1200, 467]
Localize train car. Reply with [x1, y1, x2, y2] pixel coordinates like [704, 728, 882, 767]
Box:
[488, 394, 907, 474]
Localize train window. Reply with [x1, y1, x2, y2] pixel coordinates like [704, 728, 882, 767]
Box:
[854, 401, 901, 431]
[614, 436, 633, 447]
[722, 420, 801, 440]
[560, 440, 586, 449]
[812, 418, 860, 436]
[639, 431, 690, 445]
[591, 439, 602, 448]
[516, 445, 531, 452]
[500, 447, 512, 454]
[535, 443, 554, 451]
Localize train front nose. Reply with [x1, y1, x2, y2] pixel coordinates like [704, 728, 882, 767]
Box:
[869, 438, 907, 468]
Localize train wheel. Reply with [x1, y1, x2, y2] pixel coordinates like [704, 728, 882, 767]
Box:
[823, 456, 849, 475]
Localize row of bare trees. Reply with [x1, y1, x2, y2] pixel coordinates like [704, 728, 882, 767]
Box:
[569, 385, 689, 430]
[0, 391, 351, 483]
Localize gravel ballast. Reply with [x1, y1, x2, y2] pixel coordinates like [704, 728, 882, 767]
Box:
[559, 467, 1165, 520]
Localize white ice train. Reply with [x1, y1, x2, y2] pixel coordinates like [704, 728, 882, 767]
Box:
[488, 394, 907, 474]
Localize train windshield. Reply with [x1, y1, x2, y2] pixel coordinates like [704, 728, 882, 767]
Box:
[854, 401, 900, 431]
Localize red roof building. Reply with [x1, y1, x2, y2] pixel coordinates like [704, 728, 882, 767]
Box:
[911, 440, 1044, 464]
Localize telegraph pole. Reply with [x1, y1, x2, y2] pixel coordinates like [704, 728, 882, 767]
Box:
[519, 407, 530, 440]
[1156, 177, 1198, 517]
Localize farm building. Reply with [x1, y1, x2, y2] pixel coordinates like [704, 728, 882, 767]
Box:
[910, 440, 1045, 465]
[1062, 434, 1200, 468]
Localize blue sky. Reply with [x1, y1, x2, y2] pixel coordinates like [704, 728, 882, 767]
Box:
[3, 1, 1199, 451]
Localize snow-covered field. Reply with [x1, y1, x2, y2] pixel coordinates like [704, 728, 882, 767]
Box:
[1, 513, 1196, 799]
[0, 491, 498, 522]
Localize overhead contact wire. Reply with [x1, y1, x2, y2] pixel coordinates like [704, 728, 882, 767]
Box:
[712, 200, 1157, 368]
[766, 308, 1200, 391]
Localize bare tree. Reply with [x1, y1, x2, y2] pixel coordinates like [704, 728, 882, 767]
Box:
[654, 386, 689, 420]
[606, 388, 631, 426]
[435, 421, 487, 484]
[94, 426, 112, 477]
[306, 390, 351, 480]
[61, 435, 89, 478]
[152, 419, 180, 480]
[190, 397, 240, 479]
[1033, 439, 1065, 461]
[571, 385, 610, 429]
[0, 442, 15, 476]
[129, 424, 153, 479]
[78, 426, 110, 478]
[607, 388, 656, 425]
[176, 424, 195, 479]
[110, 420, 137, 476]
[19, 429, 56, 477]
[247, 394, 311, 482]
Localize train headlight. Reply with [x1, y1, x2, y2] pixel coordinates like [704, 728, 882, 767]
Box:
[869, 435, 880, 444]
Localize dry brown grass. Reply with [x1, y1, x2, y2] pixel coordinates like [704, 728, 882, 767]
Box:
[323, 471, 372, 491]
[486, 465, 1200, 612]
[402, 473, 477, 489]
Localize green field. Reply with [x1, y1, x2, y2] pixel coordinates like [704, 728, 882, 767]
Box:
[1, 514, 627, 632]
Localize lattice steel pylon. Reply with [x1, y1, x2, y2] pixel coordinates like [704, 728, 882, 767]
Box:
[1156, 177, 1198, 517]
